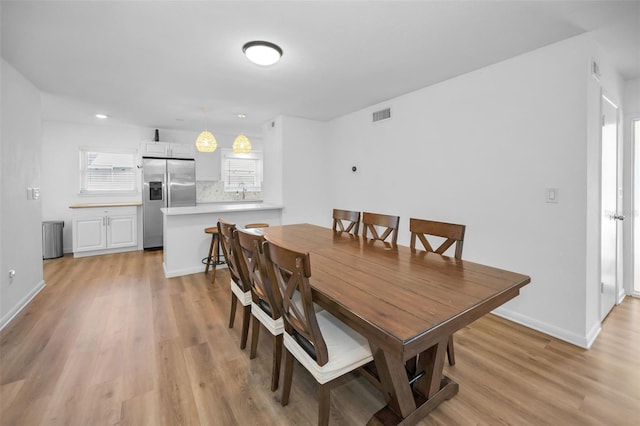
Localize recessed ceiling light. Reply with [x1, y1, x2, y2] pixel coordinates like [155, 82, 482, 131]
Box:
[95, 113, 108, 119]
[237, 113, 247, 118]
[242, 41, 283, 66]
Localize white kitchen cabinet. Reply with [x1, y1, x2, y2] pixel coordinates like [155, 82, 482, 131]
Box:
[141, 141, 168, 156]
[168, 143, 195, 158]
[72, 206, 138, 257]
[74, 216, 107, 251]
[140, 141, 194, 158]
[107, 214, 137, 248]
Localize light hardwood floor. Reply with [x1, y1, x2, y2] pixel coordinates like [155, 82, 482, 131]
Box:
[1, 250, 638, 425]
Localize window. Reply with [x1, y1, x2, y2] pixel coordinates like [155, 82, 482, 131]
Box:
[79, 148, 138, 194]
[221, 149, 262, 192]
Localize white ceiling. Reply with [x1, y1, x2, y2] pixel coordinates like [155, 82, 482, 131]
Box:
[2, 1, 639, 137]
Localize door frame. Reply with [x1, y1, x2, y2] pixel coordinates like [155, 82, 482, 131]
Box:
[629, 118, 640, 298]
[599, 92, 623, 320]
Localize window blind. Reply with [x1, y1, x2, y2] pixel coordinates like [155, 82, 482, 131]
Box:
[81, 150, 137, 192]
[222, 151, 262, 192]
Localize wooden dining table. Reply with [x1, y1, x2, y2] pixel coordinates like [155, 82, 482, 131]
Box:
[260, 223, 531, 425]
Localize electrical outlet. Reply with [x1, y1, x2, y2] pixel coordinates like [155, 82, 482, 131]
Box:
[32, 187, 40, 200]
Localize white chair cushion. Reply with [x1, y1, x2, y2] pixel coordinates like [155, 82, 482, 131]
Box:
[251, 301, 284, 335]
[283, 310, 373, 384]
[250, 292, 302, 336]
[230, 281, 251, 306]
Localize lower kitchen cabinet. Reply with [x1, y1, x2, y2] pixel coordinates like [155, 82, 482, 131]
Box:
[72, 206, 138, 256]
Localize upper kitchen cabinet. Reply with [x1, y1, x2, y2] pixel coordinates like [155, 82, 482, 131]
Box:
[140, 141, 195, 159]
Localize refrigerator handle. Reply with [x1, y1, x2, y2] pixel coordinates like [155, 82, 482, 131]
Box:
[166, 173, 171, 207]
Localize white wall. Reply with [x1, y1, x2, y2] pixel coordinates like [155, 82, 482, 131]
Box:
[261, 117, 284, 206]
[1, 59, 44, 329]
[279, 34, 624, 347]
[41, 122, 262, 252]
[280, 116, 330, 226]
[333, 35, 592, 345]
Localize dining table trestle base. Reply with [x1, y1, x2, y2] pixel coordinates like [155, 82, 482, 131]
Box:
[368, 376, 458, 426]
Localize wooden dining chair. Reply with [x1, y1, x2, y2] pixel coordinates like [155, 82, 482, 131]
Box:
[409, 217, 466, 366]
[361, 211, 400, 244]
[332, 208, 360, 235]
[236, 228, 283, 391]
[262, 237, 373, 426]
[410, 218, 466, 260]
[245, 223, 269, 229]
[218, 218, 252, 350]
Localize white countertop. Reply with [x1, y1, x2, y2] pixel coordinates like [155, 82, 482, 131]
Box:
[161, 202, 283, 216]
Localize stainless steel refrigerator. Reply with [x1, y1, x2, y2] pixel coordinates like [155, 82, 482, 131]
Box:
[142, 157, 196, 249]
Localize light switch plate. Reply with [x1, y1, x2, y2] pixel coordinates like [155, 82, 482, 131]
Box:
[26, 187, 40, 200]
[545, 188, 559, 203]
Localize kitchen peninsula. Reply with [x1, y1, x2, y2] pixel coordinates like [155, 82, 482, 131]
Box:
[161, 202, 282, 277]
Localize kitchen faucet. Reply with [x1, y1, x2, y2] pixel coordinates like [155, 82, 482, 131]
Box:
[239, 183, 247, 199]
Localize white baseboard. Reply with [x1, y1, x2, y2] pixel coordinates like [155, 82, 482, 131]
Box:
[72, 246, 137, 258]
[0, 280, 46, 331]
[584, 321, 602, 348]
[162, 262, 228, 278]
[492, 306, 597, 349]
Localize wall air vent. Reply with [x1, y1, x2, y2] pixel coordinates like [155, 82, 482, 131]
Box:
[372, 107, 391, 123]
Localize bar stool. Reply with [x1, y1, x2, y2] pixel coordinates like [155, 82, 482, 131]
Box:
[203, 226, 224, 283]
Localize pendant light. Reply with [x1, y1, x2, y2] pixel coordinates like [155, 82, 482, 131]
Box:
[195, 108, 217, 152]
[233, 133, 252, 154]
[196, 130, 217, 152]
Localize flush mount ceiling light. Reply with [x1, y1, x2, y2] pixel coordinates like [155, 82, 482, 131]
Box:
[242, 41, 283, 66]
[95, 113, 108, 119]
[232, 133, 252, 154]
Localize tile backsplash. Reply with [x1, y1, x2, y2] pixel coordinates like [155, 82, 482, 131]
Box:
[196, 180, 261, 203]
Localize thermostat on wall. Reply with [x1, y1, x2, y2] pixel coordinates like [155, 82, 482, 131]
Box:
[545, 188, 559, 203]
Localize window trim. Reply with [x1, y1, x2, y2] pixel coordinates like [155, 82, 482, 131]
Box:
[79, 147, 140, 196]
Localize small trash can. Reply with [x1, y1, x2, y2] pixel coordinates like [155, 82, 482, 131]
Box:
[42, 220, 64, 259]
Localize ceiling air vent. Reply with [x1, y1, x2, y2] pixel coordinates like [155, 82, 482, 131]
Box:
[372, 107, 391, 123]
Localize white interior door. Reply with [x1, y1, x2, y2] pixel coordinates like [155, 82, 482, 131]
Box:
[600, 95, 620, 320]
